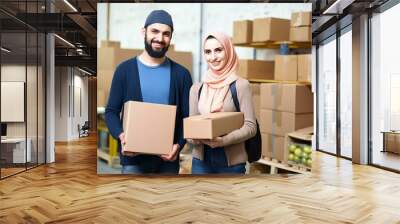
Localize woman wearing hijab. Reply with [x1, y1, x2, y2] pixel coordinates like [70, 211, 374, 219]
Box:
[188, 32, 257, 174]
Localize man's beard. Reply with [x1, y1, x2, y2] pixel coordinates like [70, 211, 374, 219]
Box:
[144, 35, 169, 58]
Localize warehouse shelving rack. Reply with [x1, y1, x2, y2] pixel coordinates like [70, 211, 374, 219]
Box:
[234, 40, 311, 49]
[234, 38, 313, 174]
[234, 40, 312, 84]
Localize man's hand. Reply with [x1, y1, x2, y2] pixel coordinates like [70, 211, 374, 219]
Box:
[119, 132, 138, 157]
[202, 137, 224, 148]
[161, 144, 180, 161]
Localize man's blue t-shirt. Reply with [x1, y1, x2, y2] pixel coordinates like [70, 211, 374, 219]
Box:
[137, 57, 171, 105]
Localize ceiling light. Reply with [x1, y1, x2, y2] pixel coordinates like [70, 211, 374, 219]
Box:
[1, 47, 11, 53]
[54, 34, 75, 48]
[63, 0, 78, 12]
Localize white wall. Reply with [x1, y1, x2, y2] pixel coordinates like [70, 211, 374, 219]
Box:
[54, 67, 89, 141]
[1, 65, 26, 82]
[55, 66, 68, 141]
[97, 3, 311, 83]
[72, 73, 89, 138]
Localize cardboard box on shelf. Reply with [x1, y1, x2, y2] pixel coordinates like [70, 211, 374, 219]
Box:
[98, 47, 140, 71]
[261, 133, 285, 161]
[238, 60, 274, 80]
[252, 18, 290, 42]
[233, 20, 253, 44]
[274, 55, 298, 81]
[250, 83, 261, 95]
[166, 50, 193, 75]
[250, 83, 261, 121]
[97, 89, 107, 108]
[297, 54, 312, 82]
[122, 101, 176, 155]
[290, 26, 312, 42]
[261, 133, 272, 158]
[260, 83, 313, 113]
[291, 12, 312, 27]
[184, 112, 244, 139]
[97, 69, 114, 95]
[259, 109, 313, 136]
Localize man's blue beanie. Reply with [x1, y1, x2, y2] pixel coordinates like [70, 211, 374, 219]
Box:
[144, 10, 174, 32]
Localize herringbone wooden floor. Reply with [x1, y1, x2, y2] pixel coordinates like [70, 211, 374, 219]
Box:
[1, 135, 400, 223]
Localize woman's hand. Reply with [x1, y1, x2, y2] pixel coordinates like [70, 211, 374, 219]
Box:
[202, 137, 224, 148]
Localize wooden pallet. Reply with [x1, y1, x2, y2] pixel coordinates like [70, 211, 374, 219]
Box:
[257, 157, 310, 174]
[287, 162, 312, 172]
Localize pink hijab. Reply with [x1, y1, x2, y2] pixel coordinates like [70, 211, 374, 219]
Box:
[198, 32, 239, 114]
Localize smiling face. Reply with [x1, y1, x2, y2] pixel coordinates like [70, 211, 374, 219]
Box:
[203, 37, 227, 72]
[143, 23, 172, 58]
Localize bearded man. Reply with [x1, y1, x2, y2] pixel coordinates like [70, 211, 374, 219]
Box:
[105, 10, 193, 174]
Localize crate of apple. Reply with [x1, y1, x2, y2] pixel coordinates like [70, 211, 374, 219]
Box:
[288, 144, 312, 167]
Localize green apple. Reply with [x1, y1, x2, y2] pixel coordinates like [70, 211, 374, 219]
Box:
[289, 144, 296, 153]
[304, 146, 312, 154]
[294, 148, 302, 157]
[302, 152, 308, 159]
[288, 153, 294, 161]
[301, 157, 307, 164]
[293, 156, 300, 163]
[306, 159, 312, 167]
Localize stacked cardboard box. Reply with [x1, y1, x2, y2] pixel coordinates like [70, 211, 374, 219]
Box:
[289, 11, 312, 42]
[274, 55, 297, 81]
[274, 54, 311, 82]
[297, 54, 312, 82]
[233, 17, 291, 44]
[252, 18, 291, 42]
[232, 20, 253, 44]
[97, 41, 139, 108]
[238, 59, 274, 80]
[259, 83, 313, 162]
[250, 83, 261, 121]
